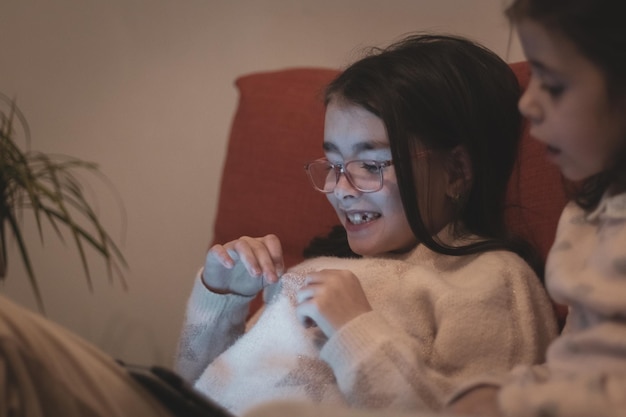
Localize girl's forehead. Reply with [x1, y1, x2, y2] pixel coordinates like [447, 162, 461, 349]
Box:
[520, 18, 611, 95]
[518, 19, 584, 77]
[324, 100, 390, 155]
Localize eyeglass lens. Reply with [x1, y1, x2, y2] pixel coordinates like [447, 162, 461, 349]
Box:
[308, 160, 383, 192]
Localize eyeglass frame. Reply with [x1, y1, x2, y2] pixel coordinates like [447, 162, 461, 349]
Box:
[303, 150, 432, 194]
[303, 158, 394, 194]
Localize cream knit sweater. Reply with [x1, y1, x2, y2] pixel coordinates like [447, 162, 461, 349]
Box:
[176, 242, 557, 416]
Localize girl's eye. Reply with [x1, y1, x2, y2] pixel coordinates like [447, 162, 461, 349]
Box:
[360, 161, 382, 174]
[540, 83, 565, 98]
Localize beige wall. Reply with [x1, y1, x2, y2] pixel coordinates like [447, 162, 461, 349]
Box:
[0, 0, 522, 366]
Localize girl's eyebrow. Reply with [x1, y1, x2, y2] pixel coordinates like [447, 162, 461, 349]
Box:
[322, 142, 337, 152]
[322, 140, 389, 153]
[529, 59, 560, 77]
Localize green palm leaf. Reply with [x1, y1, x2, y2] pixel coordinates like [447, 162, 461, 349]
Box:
[0, 95, 127, 312]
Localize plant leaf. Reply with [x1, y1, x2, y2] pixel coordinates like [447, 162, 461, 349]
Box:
[0, 94, 127, 311]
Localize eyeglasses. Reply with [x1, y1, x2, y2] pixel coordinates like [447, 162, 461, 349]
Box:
[303, 158, 393, 193]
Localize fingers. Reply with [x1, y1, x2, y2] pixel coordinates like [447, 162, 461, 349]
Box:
[233, 235, 283, 283]
[295, 270, 372, 337]
[258, 234, 285, 282]
[207, 244, 237, 269]
[295, 275, 326, 330]
[295, 302, 318, 328]
[296, 271, 334, 304]
[207, 235, 284, 283]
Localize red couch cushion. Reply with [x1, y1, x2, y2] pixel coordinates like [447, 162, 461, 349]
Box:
[212, 68, 340, 268]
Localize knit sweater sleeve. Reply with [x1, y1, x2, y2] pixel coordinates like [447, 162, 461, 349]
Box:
[320, 252, 558, 411]
[174, 270, 254, 383]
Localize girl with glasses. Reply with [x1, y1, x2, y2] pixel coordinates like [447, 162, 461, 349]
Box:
[175, 34, 558, 415]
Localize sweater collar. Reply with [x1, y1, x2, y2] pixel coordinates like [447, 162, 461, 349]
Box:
[586, 191, 626, 221]
[383, 223, 476, 263]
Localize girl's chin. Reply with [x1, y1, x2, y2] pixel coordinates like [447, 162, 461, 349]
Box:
[345, 228, 417, 256]
[345, 238, 377, 257]
[560, 166, 599, 182]
[346, 237, 399, 257]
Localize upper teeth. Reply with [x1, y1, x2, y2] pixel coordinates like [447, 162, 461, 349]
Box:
[347, 212, 379, 225]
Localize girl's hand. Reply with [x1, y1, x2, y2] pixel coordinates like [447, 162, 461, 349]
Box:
[295, 269, 372, 337]
[202, 234, 285, 296]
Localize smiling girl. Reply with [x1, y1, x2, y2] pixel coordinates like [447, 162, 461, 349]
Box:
[175, 34, 558, 416]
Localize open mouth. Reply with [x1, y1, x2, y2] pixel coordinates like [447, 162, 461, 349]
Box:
[346, 212, 381, 225]
[546, 144, 561, 156]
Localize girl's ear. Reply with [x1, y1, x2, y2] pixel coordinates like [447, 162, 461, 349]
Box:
[445, 145, 473, 200]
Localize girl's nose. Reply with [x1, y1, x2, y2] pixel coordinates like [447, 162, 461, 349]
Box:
[333, 171, 360, 200]
[518, 80, 544, 125]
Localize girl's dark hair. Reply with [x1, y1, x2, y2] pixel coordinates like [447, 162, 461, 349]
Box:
[506, 0, 626, 210]
[305, 33, 543, 276]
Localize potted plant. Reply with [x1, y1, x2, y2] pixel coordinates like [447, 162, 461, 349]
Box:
[0, 94, 126, 312]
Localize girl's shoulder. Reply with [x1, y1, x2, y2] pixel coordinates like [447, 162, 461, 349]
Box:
[404, 240, 537, 284]
[465, 247, 534, 276]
